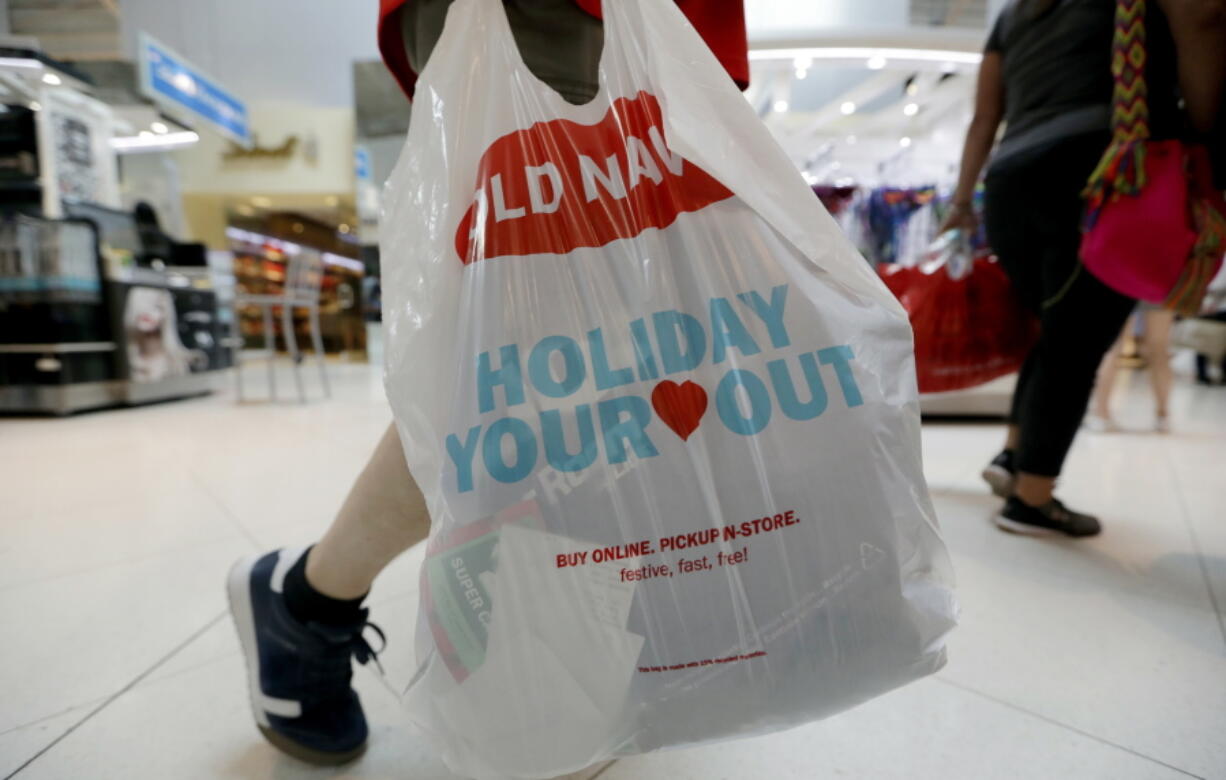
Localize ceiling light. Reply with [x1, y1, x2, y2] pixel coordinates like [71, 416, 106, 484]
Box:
[0, 57, 44, 70]
[795, 68, 808, 80]
[899, 136, 913, 148]
[151, 121, 169, 134]
[941, 61, 959, 74]
[773, 99, 789, 113]
[906, 83, 919, 96]
[324, 195, 340, 207]
[749, 47, 982, 67]
[840, 101, 856, 115]
[28, 101, 41, 111]
[793, 56, 813, 70]
[41, 73, 61, 86]
[172, 72, 196, 94]
[903, 103, 919, 116]
[338, 223, 351, 234]
[867, 56, 887, 70]
[109, 130, 200, 153]
[251, 196, 272, 208]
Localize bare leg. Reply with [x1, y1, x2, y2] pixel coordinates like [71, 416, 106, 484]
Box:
[306, 423, 429, 599]
[1090, 324, 1127, 420]
[1014, 472, 1056, 506]
[1142, 309, 1175, 423]
[1004, 424, 1020, 451]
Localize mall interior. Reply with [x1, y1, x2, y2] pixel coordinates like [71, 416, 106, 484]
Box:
[2, 0, 1225, 778]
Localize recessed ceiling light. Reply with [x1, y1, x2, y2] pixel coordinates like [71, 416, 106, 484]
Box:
[41, 73, 61, 86]
[903, 103, 919, 116]
[773, 99, 789, 113]
[325, 195, 340, 207]
[338, 223, 351, 234]
[899, 136, 913, 148]
[840, 101, 856, 115]
[151, 121, 169, 134]
[867, 56, 887, 70]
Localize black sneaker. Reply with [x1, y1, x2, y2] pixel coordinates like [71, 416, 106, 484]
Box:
[981, 449, 1016, 498]
[227, 548, 385, 765]
[994, 496, 1102, 538]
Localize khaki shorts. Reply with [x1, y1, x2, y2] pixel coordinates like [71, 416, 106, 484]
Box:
[400, 0, 603, 105]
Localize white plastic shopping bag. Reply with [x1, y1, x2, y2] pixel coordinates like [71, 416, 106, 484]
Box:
[381, 1, 957, 777]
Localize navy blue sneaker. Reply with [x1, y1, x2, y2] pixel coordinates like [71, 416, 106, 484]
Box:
[227, 548, 384, 765]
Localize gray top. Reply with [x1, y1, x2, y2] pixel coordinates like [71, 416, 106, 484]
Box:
[985, 0, 1115, 170]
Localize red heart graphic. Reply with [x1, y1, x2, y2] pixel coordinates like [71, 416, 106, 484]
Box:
[651, 380, 708, 441]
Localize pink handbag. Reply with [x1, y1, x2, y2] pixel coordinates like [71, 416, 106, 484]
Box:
[1080, 0, 1226, 314]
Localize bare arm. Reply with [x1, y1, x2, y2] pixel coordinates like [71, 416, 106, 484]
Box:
[1159, 0, 1226, 133]
[941, 51, 1005, 232]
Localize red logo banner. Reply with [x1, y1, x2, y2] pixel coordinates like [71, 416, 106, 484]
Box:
[454, 91, 733, 263]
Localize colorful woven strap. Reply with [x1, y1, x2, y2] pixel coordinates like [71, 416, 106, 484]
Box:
[1111, 0, 1150, 141]
[1165, 202, 1226, 315]
[1083, 0, 1150, 222]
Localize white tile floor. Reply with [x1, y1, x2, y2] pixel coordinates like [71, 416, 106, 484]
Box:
[2, 358, 1224, 779]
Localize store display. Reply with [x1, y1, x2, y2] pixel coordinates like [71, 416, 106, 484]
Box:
[229, 227, 364, 355]
[382, 1, 955, 777]
[1173, 317, 1226, 362]
[880, 231, 1038, 394]
[0, 203, 224, 414]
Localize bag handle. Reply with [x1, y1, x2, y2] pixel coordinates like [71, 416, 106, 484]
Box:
[1083, 0, 1151, 223]
[1109, 0, 1151, 143]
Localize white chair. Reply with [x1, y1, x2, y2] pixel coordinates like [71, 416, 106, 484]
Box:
[232, 248, 331, 402]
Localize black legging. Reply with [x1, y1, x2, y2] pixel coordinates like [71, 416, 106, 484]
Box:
[984, 133, 1136, 477]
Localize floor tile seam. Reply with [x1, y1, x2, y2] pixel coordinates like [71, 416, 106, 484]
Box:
[1, 611, 227, 780]
[187, 469, 264, 551]
[0, 699, 107, 739]
[1161, 446, 1226, 650]
[932, 676, 1206, 779]
[0, 531, 248, 596]
[138, 648, 244, 691]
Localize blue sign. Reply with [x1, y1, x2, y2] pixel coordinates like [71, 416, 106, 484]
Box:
[139, 33, 249, 145]
[355, 147, 371, 182]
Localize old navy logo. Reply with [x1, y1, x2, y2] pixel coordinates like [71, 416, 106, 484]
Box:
[454, 91, 733, 263]
[444, 284, 866, 494]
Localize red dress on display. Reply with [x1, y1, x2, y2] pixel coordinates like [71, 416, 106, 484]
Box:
[377, 0, 749, 100]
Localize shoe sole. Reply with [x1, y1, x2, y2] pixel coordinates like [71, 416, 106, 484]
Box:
[981, 464, 1015, 499]
[993, 514, 1059, 536]
[227, 556, 367, 767]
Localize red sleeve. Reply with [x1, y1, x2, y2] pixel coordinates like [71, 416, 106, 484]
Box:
[379, 0, 749, 101]
[378, 0, 420, 100]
